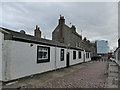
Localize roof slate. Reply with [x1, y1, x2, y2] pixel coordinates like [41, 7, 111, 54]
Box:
[0, 27, 67, 47]
[0, 27, 84, 51]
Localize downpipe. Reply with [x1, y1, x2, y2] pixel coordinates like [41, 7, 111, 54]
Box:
[55, 44, 57, 71]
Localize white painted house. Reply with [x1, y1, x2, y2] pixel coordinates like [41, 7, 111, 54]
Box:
[0, 27, 91, 81]
[114, 48, 120, 66]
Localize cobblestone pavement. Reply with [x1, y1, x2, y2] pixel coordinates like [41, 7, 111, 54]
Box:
[107, 61, 119, 88]
[3, 61, 108, 88]
[38, 61, 108, 88]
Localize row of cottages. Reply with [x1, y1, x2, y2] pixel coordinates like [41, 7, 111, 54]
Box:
[0, 16, 96, 81]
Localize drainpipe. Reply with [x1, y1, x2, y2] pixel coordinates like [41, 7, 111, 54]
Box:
[55, 44, 57, 71]
[84, 50, 85, 62]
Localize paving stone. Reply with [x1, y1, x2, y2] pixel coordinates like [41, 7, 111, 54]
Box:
[38, 61, 108, 88]
[107, 62, 119, 88]
[109, 73, 118, 77]
[108, 85, 118, 88]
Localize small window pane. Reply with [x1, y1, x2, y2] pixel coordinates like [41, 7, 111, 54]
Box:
[73, 51, 76, 60]
[79, 51, 81, 59]
[61, 49, 64, 61]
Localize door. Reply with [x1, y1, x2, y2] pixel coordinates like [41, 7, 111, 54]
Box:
[83, 54, 85, 62]
[66, 52, 70, 67]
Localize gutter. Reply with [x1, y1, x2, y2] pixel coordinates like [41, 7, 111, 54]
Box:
[0, 28, 10, 34]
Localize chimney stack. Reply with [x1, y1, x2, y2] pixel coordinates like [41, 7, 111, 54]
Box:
[83, 37, 87, 41]
[59, 15, 65, 43]
[36, 25, 38, 30]
[71, 25, 76, 32]
[34, 25, 41, 38]
[59, 16, 65, 25]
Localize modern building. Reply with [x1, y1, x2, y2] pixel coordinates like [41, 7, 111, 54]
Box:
[94, 40, 109, 56]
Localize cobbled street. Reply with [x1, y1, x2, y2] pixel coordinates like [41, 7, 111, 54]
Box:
[38, 61, 108, 88]
[3, 61, 109, 88]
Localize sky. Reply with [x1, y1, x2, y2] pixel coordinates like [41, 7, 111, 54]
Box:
[0, 2, 118, 51]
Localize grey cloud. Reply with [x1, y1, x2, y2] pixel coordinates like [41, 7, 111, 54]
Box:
[1, 2, 118, 50]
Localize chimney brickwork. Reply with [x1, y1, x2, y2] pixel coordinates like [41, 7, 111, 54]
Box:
[52, 16, 97, 56]
[59, 16, 65, 43]
[34, 25, 41, 38]
[71, 25, 76, 32]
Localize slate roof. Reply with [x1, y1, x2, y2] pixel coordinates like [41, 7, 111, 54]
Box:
[0, 27, 83, 51]
[0, 27, 67, 47]
[64, 24, 82, 38]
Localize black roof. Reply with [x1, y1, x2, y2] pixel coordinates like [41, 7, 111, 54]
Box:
[0, 27, 83, 50]
[0, 27, 68, 47]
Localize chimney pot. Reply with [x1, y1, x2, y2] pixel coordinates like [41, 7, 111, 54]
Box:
[71, 25, 76, 31]
[34, 25, 41, 38]
[36, 25, 38, 30]
[72, 25, 76, 28]
[60, 16, 64, 19]
[59, 15, 65, 25]
[84, 37, 87, 41]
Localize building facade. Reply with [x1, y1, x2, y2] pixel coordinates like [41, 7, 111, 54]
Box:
[52, 16, 97, 56]
[114, 34, 120, 66]
[0, 26, 91, 81]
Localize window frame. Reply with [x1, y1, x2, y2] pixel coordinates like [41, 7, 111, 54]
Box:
[73, 51, 76, 60]
[37, 46, 50, 63]
[118, 49, 120, 61]
[61, 49, 64, 61]
[86, 52, 88, 58]
[88, 53, 89, 58]
[78, 51, 81, 59]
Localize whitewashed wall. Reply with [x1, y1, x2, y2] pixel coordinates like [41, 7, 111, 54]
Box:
[85, 53, 91, 62]
[55, 48, 66, 69]
[3, 40, 90, 81]
[115, 49, 120, 66]
[4, 40, 56, 81]
[0, 32, 3, 80]
[69, 50, 84, 66]
[4, 40, 68, 81]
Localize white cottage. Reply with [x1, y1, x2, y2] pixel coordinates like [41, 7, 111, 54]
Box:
[0, 27, 91, 81]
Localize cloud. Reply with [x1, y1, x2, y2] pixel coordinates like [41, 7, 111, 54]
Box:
[1, 2, 118, 50]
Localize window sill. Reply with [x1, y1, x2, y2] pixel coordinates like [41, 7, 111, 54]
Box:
[37, 59, 50, 63]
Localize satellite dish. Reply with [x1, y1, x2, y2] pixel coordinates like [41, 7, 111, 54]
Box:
[20, 30, 26, 34]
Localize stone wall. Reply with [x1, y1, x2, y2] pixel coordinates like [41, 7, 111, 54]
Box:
[52, 16, 97, 56]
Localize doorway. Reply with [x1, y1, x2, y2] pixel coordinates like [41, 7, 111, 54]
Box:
[66, 52, 70, 67]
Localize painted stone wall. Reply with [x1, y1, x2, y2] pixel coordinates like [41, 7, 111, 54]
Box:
[0, 32, 3, 81]
[2, 40, 91, 81]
